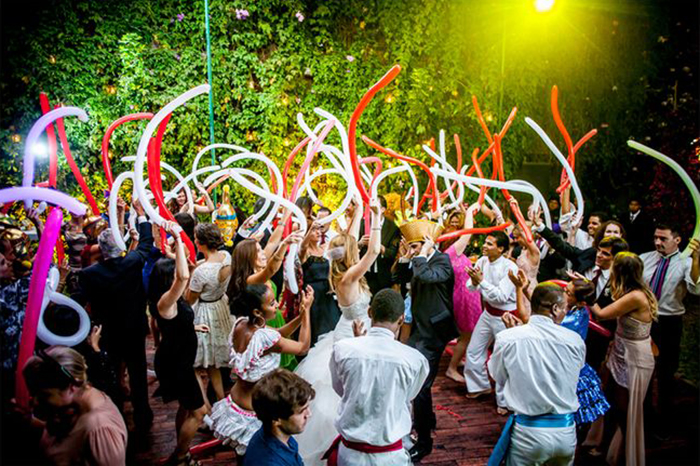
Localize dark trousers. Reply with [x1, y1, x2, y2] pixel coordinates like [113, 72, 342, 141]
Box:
[105, 335, 152, 428]
[413, 343, 445, 447]
[650, 315, 683, 420]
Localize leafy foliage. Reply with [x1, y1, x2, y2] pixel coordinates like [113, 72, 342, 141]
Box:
[0, 0, 696, 225]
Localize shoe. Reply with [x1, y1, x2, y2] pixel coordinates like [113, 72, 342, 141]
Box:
[465, 388, 493, 399]
[409, 442, 433, 462]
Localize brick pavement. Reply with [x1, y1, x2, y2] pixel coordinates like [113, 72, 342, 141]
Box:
[130, 337, 698, 466]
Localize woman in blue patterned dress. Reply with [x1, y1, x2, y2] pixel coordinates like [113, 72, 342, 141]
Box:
[562, 279, 610, 425]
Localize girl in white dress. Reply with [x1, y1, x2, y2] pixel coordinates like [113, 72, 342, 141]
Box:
[295, 198, 382, 466]
[204, 283, 314, 457]
[185, 223, 232, 401]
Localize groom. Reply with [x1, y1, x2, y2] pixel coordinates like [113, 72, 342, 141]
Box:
[394, 229, 456, 462]
[325, 289, 429, 465]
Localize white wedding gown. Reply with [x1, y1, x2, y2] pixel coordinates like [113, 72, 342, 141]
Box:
[294, 291, 372, 466]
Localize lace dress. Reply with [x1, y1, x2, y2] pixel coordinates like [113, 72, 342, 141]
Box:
[561, 306, 609, 424]
[294, 291, 372, 466]
[606, 314, 654, 466]
[190, 252, 233, 368]
[204, 319, 281, 455]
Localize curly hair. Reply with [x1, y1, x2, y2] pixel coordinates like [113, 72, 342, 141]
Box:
[195, 223, 224, 250]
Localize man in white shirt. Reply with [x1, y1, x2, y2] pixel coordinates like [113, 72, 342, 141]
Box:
[326, 289, 429, 465]
[561, 210, 606, 250]
[640, 225, 700, 436]
[316, 207, 338, 246]
[487, 283, 585, 465]
[463, 231, 517, 413]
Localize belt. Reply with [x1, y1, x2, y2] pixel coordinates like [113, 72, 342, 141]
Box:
[199, 294, 225, 303]
[322, 435, 403, 466]
[483, 301, 515, 317]
[487, 413, 575, 466]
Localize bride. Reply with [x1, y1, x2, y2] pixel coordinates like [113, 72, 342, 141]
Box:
[294, 197, 382, 465]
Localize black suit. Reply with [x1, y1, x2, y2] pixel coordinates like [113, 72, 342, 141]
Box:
[540, 226, 596, 273]
[76, 220, 154, 427]
[360, 218, 401, 296]
[620, 210, 654, 254]
[396, 251, 456, 448]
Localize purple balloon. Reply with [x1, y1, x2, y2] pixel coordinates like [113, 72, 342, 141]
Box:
[0, 187, 87, 215]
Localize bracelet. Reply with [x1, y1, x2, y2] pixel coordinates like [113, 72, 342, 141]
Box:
[371, 228, 381, 231]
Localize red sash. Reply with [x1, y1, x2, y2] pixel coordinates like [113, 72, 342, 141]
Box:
[322, 435, 403, 466]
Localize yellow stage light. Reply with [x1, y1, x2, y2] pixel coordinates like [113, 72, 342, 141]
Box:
[534, 0, 554, 13]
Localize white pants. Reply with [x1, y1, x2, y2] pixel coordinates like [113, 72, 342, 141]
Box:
[507, 423, 576, 465]
[464, 311, 507, 406]
[338, 443, 412, 466]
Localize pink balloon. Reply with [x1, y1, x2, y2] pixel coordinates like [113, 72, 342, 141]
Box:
[15, 208, 63, 408]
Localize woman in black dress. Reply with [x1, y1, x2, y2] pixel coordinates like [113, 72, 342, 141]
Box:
[149, 221, 209, 466]
[300, 222, 340, 345]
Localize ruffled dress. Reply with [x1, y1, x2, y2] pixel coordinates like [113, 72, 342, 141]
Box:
[446, 245, 482, 332]
[190, 251, 233, 368]
[294, 292, 372, 466]
[204, 320, 281, 455]
[562, 306, 610, 424]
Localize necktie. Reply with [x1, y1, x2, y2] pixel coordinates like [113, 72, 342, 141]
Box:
[592, 267, 602, 286]
[321, 232, 326, 245]
[650, 254, 673, 299]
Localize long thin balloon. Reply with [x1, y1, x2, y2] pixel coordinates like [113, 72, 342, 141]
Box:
[15, 208, 63, 408]
[348, 65, 402, 204]
[23, 107, 89, 207]
[54, 114, 101, 215]
[108, 171, 134, 251]
[0, 187, 87, 215]
[628, 140, 700, 258]
[525, 117, 585, 228]
[39, 93, 59, 187]
[133, 85, 208, 226]
[102, 113, 154, 188]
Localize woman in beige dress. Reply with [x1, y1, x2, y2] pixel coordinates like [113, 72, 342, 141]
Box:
[591, 252, 657, 466]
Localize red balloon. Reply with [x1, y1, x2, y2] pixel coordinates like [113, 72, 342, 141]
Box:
[102, 113, 154, 188]
[39, 93, 59, 188]
[54, 109, 101, 215]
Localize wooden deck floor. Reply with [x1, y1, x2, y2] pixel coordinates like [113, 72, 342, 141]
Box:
[129, 337, 698, 466]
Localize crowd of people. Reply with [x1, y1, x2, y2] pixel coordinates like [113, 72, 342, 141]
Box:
[1, 183, 699, 466]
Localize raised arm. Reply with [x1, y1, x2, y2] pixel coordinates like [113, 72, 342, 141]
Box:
[157, 222, 190, 319]
[508, 268, 532, 322]
[347, 198, 363, 240]
[342, 198, 382, 284]
[263, 208, 291, 260]
[132, 199, 154, 261]
[193, 183, 215, 215]
[270, 286, 314, 356]
[248, 232, 303, 285]
[453, 204, 478, 256]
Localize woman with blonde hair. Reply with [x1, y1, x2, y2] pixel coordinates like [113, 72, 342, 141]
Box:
[294, 197, 382, 466]
[591, 252, 657, 466]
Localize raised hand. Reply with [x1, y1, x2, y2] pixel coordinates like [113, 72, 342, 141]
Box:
[466, 266, 483, 286]
[352, 319, 367, 337]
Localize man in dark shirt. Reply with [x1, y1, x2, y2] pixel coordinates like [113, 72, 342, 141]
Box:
[247, 369, 315, 466]
[76, 199, 153, 432]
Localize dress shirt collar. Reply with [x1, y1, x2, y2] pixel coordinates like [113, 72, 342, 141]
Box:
[660, 249, 680, 260]
[529, 314, 556, 326]
[368, 327, 396, 339]
[630, 210, 640, 222]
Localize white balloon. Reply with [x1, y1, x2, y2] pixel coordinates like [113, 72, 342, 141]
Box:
[133, 84, 210, 226]
[525, 117, 585, 228]
[37, 268, 91, 347]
